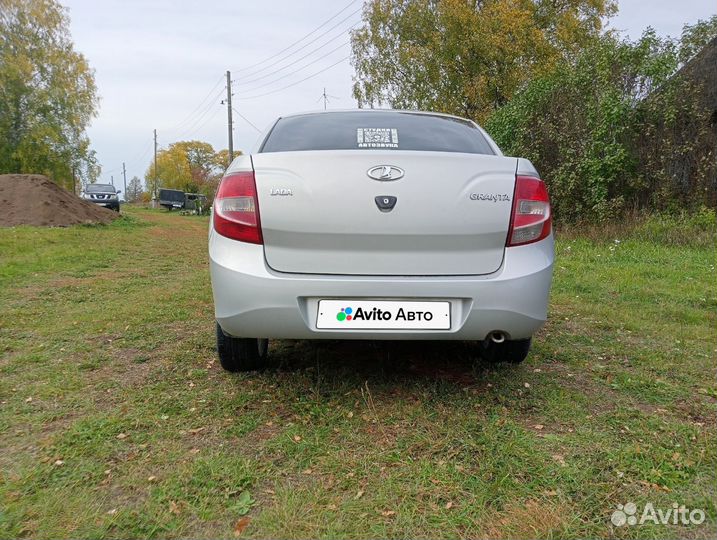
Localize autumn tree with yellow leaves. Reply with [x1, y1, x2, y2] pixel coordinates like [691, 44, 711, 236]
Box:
[0, 0, 99, 187]
[145, 141, 233, 199]
[351, 0, 616, 121]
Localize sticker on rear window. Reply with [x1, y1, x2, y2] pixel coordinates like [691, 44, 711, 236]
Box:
[356, 128, 399, 148]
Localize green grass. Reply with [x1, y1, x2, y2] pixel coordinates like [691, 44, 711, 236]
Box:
[0, 207, 715, 539]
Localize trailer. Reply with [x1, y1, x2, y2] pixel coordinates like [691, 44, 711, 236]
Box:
[158, 188, 185, 210]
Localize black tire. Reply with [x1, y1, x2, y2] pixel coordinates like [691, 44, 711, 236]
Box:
[480, 337, 532, 364]
[216, 322, 269, 372]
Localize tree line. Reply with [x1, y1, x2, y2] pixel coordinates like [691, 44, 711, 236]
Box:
[351, 0, 717, 222]
[4, 0, 715, 221]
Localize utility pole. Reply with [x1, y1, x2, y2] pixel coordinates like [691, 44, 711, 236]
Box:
[122, 162, 127, 200]
[225, 70, 234, 164]
[153, 128, 158, 204]
[318, 87, 337, 110]
[111, 175, 114, 186]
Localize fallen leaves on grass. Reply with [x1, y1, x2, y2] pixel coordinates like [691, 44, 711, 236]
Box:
[637, 480, 671, 492]
[354, 489, 365, 500]
[445, 501, 454, 510]
[233, 516, 251, 537]
[380, 510, 396, 516]
[116, 433, 128, 440]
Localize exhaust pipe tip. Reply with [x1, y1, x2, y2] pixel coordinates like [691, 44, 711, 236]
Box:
[489, 331, 506, 344]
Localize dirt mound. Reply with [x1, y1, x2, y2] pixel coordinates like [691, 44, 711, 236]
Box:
[0, 174, 119, 227]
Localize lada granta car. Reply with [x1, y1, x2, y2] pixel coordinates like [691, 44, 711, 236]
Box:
[209, 109, 553, 371]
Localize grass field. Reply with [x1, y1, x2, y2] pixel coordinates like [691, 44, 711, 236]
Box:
[1, 207, 715, 539]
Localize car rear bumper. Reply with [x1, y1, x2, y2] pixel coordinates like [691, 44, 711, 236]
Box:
[209, 231, 553, 340]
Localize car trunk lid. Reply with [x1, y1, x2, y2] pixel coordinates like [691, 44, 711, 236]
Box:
[252, 150, 517, 276]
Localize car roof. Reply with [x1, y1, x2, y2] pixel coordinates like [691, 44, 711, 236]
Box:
[276, 108, 474, 124]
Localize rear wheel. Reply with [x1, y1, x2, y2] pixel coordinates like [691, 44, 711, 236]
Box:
[480, 337, 532, 364]
[216, 322, 269, 372]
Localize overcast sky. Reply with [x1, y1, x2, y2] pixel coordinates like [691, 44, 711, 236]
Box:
[61, 0, 715, 187]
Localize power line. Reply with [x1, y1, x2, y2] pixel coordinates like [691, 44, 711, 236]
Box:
[233, 0, 358, 76]
[237, 40, 350, 95]
[191, 105, 223, 137]
[125, 138, 153, 170]
[232, 107, 261, 133]
[236, 9, 360, 84]
[173, 86, 225, 141]
[238, 26, 356, 88]
[237, 55, 350, 100]
[163, 75, 225, 135]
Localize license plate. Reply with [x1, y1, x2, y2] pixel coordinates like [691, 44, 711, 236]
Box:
[316, 300, 451, 330]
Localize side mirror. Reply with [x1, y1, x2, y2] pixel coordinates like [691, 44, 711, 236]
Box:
[116, 189, 122, 194]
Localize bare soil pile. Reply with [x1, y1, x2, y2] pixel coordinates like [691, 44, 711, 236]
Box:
[0, 174, 119, 227]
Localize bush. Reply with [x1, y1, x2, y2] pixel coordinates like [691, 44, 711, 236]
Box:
[486, 23, 717, 223]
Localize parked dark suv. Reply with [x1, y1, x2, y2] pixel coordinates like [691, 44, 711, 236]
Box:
[81, 183, 121, 211]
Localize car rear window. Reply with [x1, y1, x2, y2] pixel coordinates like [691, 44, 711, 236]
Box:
[260, 111, 495, 155]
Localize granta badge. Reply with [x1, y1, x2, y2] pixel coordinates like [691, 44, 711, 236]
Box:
[469, 193, 511, 202]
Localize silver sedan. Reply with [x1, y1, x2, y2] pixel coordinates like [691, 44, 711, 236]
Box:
[209, 109, 553, 371]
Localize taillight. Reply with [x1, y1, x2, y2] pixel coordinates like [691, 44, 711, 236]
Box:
[213, 171, 263, 244]
[507, 176, 551, 246]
